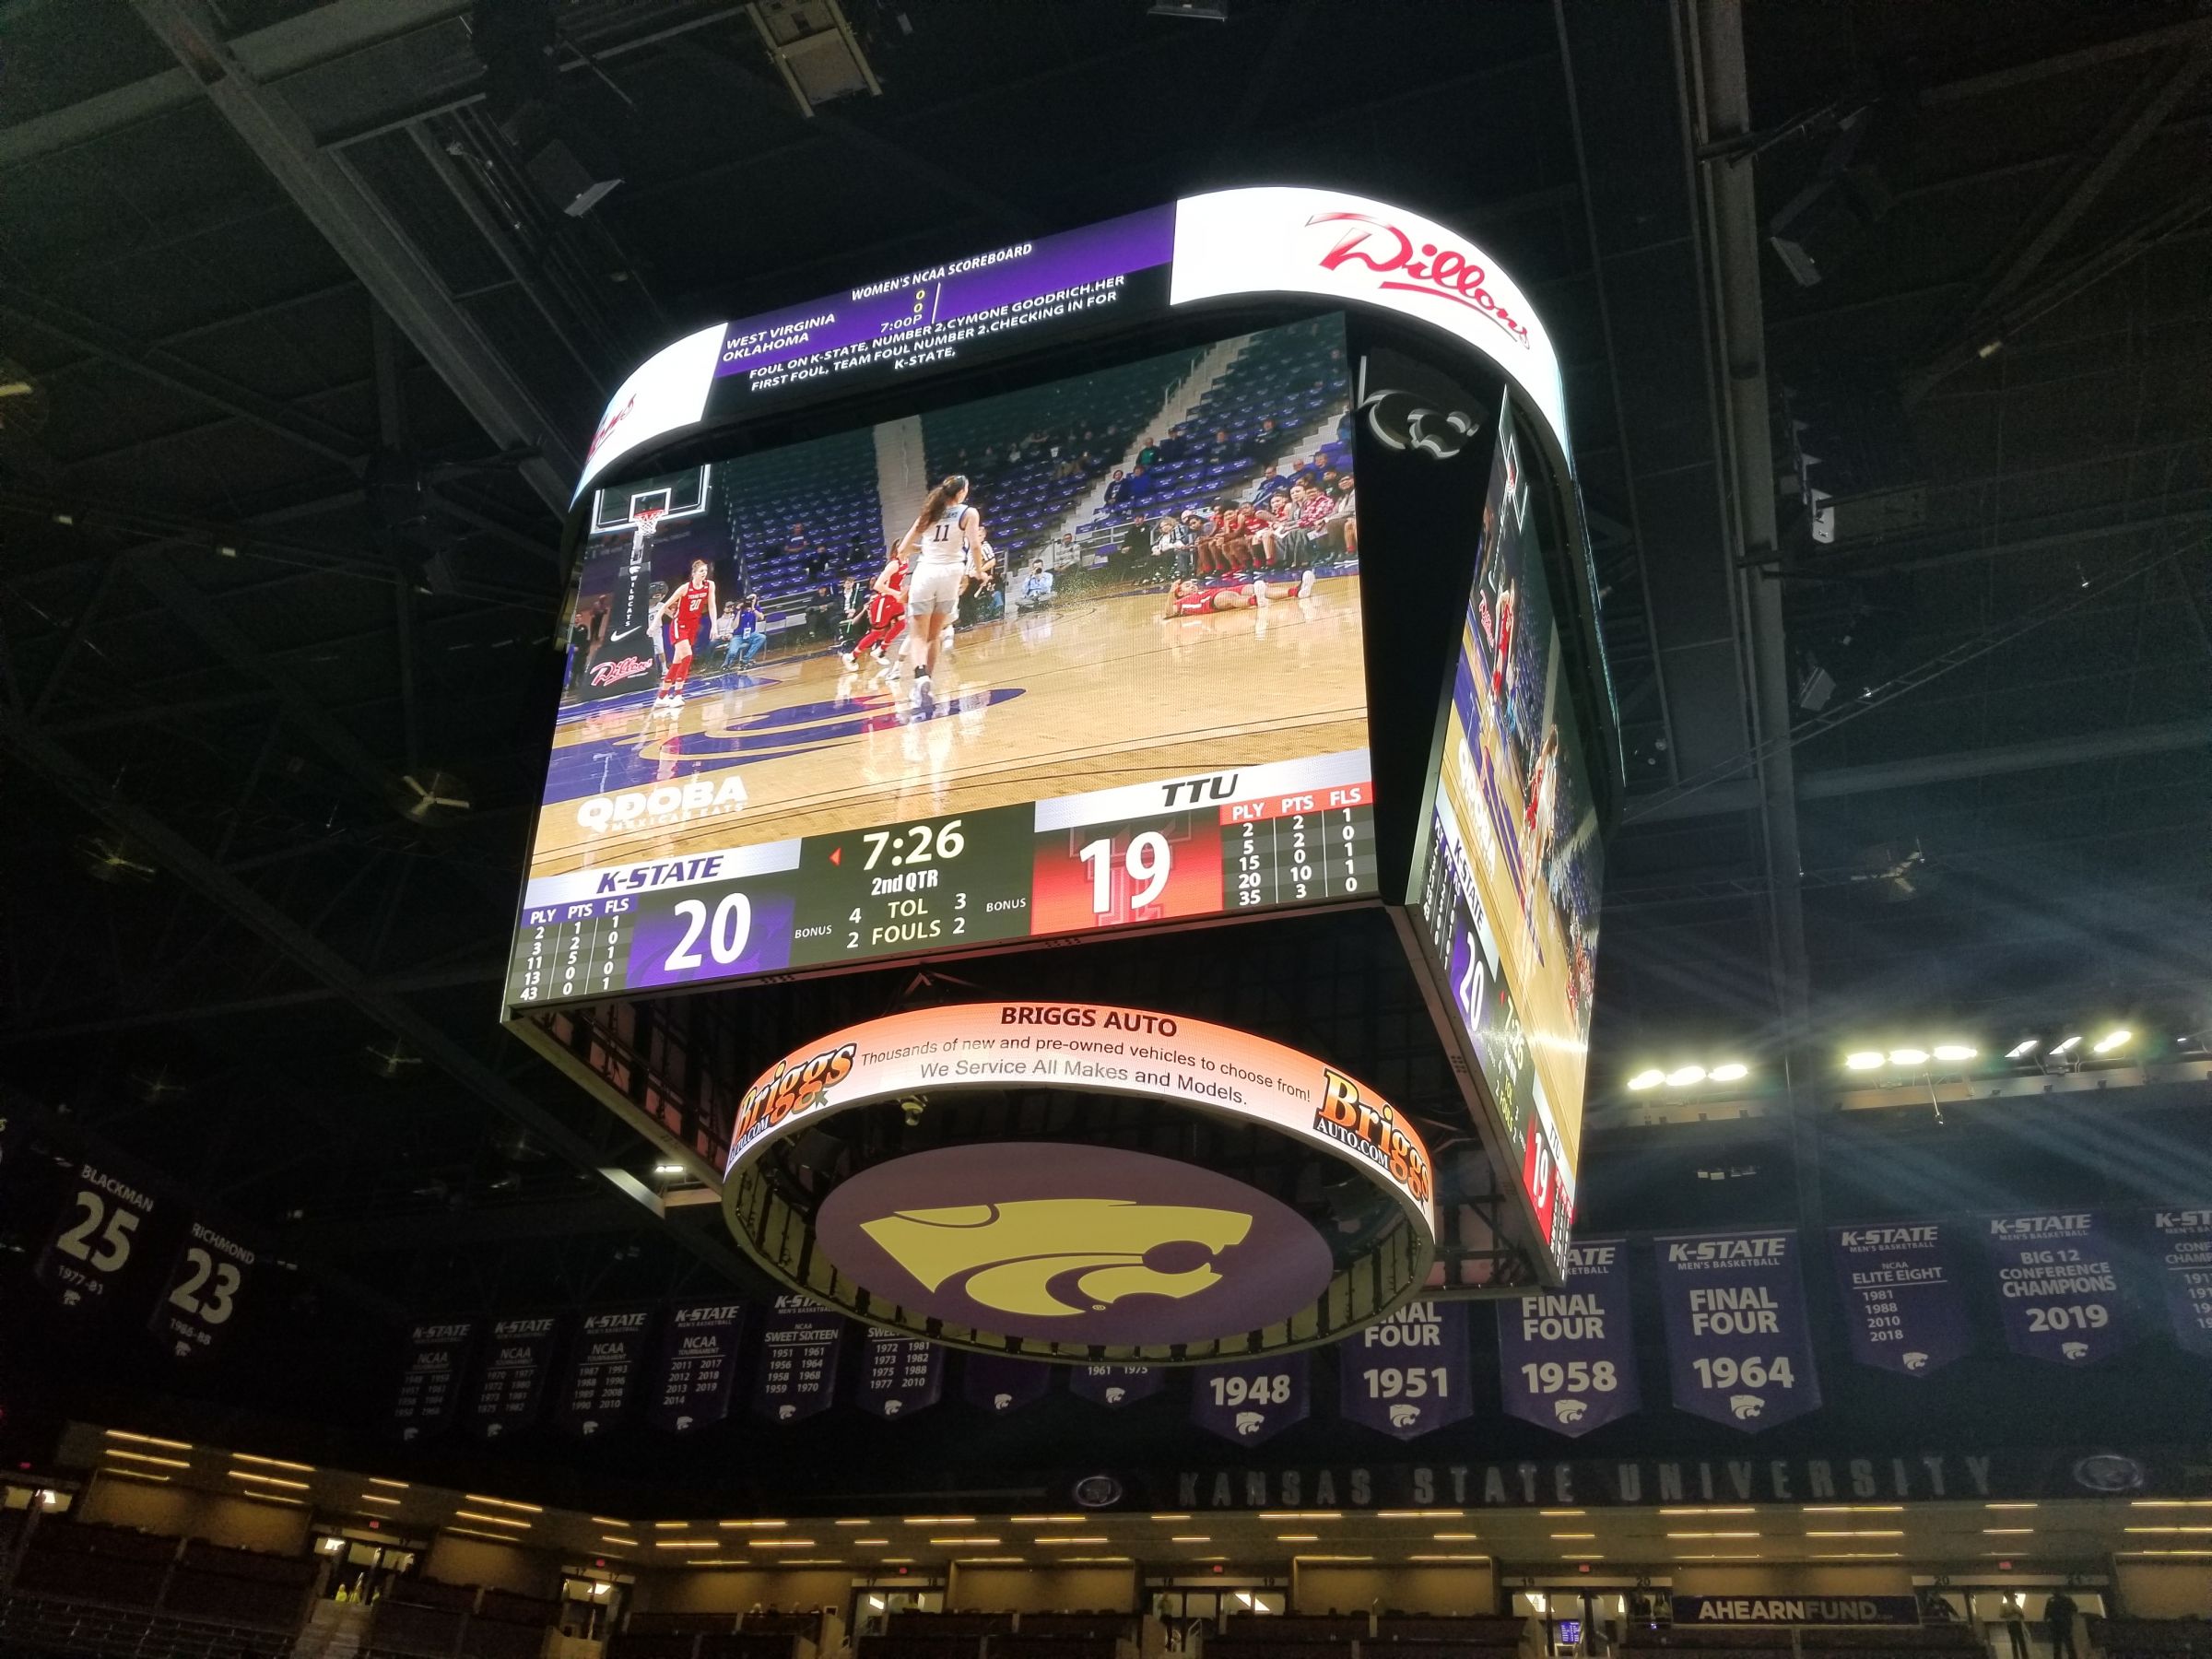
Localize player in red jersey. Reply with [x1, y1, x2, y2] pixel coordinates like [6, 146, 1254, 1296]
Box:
[1159, 570, 1313, 618]
[649, 559, 716, 713]
[845, 549, 912, 676]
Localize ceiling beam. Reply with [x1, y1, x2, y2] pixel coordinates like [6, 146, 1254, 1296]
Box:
[1921, 18, 2212, 105]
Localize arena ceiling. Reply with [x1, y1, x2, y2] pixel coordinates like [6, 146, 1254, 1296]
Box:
[0, 0, 2206, 1335]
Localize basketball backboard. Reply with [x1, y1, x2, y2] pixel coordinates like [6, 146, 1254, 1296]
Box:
[589, 465, 713, 537]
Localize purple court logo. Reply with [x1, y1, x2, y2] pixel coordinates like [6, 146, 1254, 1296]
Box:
[816, 1142, 1333, 1347]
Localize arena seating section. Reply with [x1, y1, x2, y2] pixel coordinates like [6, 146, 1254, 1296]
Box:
[716, 425, 882, 600]
[1625, 1620, 1984, 1659]
[2089, 1619, 2212, 1659]
[0, 1517, 310, 1657]
[613, 1606, 840, 1659]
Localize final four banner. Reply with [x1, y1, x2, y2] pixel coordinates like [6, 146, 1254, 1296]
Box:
[1193, 1351, 1310, 1446]
[752, 1295, 842, 1423]
[1985, 1212, 2135, 1366]
[855, 1329, 943, 1418]
[964, 1355, 1053, 1416]
[393, 1320, 475, 1441]
[1340, 1300, 1472, 1441]
[1655, 1230, 1822, 1433]
[556, 1308, 651, 1436]
[1071, 1364, 1163, 1408]
[1830, 1221, 1971, 1378]
[471, 1315, 558, 1438]
[1498, 1237, 1641, 1437]
[2148, 1209, 2212, 1357]
[652, 1300, 744, 1433]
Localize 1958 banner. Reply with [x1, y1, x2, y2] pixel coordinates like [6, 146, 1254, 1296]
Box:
[1498, 1236, 1641, 1437]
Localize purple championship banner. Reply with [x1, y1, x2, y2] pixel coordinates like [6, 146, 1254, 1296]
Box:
[471, 1315, 558, 1439]
[651, 1300, 744, 1433]
[1340, 1300, 1472, 1441]
[146, 1219, 254, 1363]
[1498, 1236, 1641, 1438]
[1985, 1211, 2134, 1366]
[1070, 1364, 1163, 1409]
[854, 1330, 944, 1419]
[752, 1294, 843, 1423]
[1192, 1351, 1310, 1447]
[35, 1159, 158, 1313]
[555, 1308, 651, 1436]
[1829, 1221, 1971, 1378]
[1655, 1230, 1823, 1433]
[393, 1319, 474, 1442]
[963, 1355, 1053, 1416]
[2148, 1208, 2212, 1357]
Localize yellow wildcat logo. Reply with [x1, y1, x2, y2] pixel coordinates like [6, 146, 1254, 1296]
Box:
[861, 1199, 1253, 1319]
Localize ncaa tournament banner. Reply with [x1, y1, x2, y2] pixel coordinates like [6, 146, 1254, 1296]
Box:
[752, 1294, 843, 1423]
[1498, 1236, 1641, 1437]
[1655, 1230, 1822, 1432]
[855, 1329, 944, 1418]
[1193, 1351, 1310, 1447]
[1985, 1212, 2134, 1366]
[471, 1315, 558, 1438]
[35, 1159, 159, 1312]
[1071, 1364, 1164, 1408]
[2148, 1209, 2212, 1357]
[964, 1354, 1053, 1416]
[147, 1219, 255, 1362]
[1830, 1221, 1971, 1377]
[1341, 1299, 1473, 1441]
[393, 1320, 475, 1441]
[555, 1307, 651, 1436]
[652, 1300, 744, 1432]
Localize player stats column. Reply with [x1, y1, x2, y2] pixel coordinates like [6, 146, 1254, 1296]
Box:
[1222, 781, 1378, 911]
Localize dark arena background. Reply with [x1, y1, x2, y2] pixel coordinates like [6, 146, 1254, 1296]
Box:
[1, 6, 2209, 1659]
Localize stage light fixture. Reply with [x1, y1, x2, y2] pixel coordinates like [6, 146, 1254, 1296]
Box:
[1665, 1065, 1707, 1087]
[1709, 1062, 1749, 1082]
[1844, 1052, 1883, 1071]
[1627, 1069, 1665, 1090]
[1888, 1048, 1928, 1066]
[1932, 1044, 1977, 1063]
[2006, 1039, 2040, 1059]
[2052, 1036, 2081, 1054]
[2093, 1030, 2132, 1054]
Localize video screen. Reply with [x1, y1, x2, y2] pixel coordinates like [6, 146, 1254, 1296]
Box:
[1418, 392, 1603, 1265]
[509, 316, 1374, 1008]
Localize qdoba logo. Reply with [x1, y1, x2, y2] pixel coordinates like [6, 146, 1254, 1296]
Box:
[1308, 213, 1531, 347]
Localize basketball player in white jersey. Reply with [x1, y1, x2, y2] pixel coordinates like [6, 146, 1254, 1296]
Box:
[892, 474, 983, 700]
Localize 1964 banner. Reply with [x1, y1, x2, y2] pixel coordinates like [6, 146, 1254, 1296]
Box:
[1655, 1230, 1821, 1432]
[1193, 1351, 1310, 1446]
[1341, 1300, 1473, 1441]
[1985, 1212, 2134, 1366]
[2148, 1209, 2212, 1358]
[1498, 1236, 1641, 1437]
[1830, 1220, 1970, 1378]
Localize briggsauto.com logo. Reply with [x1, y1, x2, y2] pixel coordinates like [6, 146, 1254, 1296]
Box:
[817, 1143, 1333, 1346]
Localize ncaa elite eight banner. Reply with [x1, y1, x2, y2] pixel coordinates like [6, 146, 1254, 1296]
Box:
[1655, 1230, 1821, 1432]
[1498, 1237, 1641, 1437]
[1830, 1221, 1971, 1377]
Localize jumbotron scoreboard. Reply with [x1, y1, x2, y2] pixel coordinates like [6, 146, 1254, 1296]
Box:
[504, 185, 1619, 1319]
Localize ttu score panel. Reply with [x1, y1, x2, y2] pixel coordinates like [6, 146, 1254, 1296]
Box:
[505, 750, 1376, 1007]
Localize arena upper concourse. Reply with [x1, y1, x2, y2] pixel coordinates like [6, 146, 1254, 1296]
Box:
[0, 6, 2207, 1659]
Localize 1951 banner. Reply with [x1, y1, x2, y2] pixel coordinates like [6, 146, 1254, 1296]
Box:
[1340, 1300, 1473, 1441]
[1655, 1230, 1821, 1432]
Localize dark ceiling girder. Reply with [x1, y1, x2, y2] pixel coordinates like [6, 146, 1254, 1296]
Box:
[126, 0, 579, 512]
[0, 697, 754, 1285]
[1921, 18, 2212, 105]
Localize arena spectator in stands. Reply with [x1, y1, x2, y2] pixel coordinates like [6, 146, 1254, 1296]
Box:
[782, 524, 807, 563]
[807, 584, 837, 641]
[1251, 464, 1291, 507]
[1102, 468, 1128, 508]
[1015, 559, 1057, 612]
[836, 574, 867, 652]
[2045, 1590, 2079, 1659]
[1328, 476, 1358, 559]
[1123, 465, 1156, 503]
[721, 594, 767, 669]
[708, 600, 738, 659]
[1136, 437, 1160, 466]
[1154, 514, 1194, 581]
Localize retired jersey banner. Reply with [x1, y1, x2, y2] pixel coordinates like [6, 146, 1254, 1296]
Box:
[2148, 1208, 2212, 1357]
[147, 1219, 254, 1362]
[472, 1315, 558, 1438]
[963, 1355, 1053, 1416]
[753, 1294, 842, 1423]
[652, 1300, 743, 1433]
[855, 1329, 943, 1418]
[1655, 1230, 1822, 1432]
[1498, 1236, 1641, 1437]
[1341, 1299, 1472, 1441]
[1070, 1364, 1164, 1408]
[393, 1320, 475, 1441]
[1193, 1351, 1310, 1446]
[555, 1308, 651, 1436]
[1985, 1211, 2134, 1366]
[1830, 1220, 1971, 1378]
[36, 1159, 158, 1312]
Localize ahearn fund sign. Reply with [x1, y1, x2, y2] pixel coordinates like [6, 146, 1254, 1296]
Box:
[719, 1002, 1438, 1362]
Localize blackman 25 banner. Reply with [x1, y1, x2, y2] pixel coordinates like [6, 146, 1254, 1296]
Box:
[1340, 1300, 1473, 1441]
[752, 1295, 842, 1423]
[1498, 1236, 1641, 1437]
[855, 1329, 943, 1418]
[1984, 1212, 2135, 1367]
[1193, 1351, 1310, 1446]
[1655, 1230, 1822, 1432]
[2148, 1209, 2212, 1358]
[36, 1159, 158, 1312]
[652, 1300, 743, 1433]
[964, 1355, 1053, 1417]
[1830, 1221, 1970, 1378]
[472, 1315, 557, 1439]
[393, 1320, 474, 1442]
[556, 1307, 650, 1436]
[1072, 1364, 1162, 1409]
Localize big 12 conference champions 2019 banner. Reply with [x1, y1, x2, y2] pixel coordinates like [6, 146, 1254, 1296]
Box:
[1498, 1236, 1641, 1437]
[1655, 1230, 1822, 1432]
[1985, 1211, 2135, 1366]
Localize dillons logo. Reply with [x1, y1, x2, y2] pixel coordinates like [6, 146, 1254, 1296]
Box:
[589, 655, 653, 688]
[860, 1199, 1253, 1320]
[1307, 212, 1531, 346]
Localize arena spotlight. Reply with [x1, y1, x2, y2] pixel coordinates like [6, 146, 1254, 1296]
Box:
[1932, 1044, 1978, 1063]
[1626, 1069, 1665, 1091]
[1844, 1051, 1884, 1071]
[1888, 1048, 1929, 1067]
[1665, 1065, 1708, 1087]
[2052, 1036, 2082, 1055]
[2092, 1030, 2133, 1054]
[2006, 1039, 2040, 1059]
[1709, 1063, 1749, 1083]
